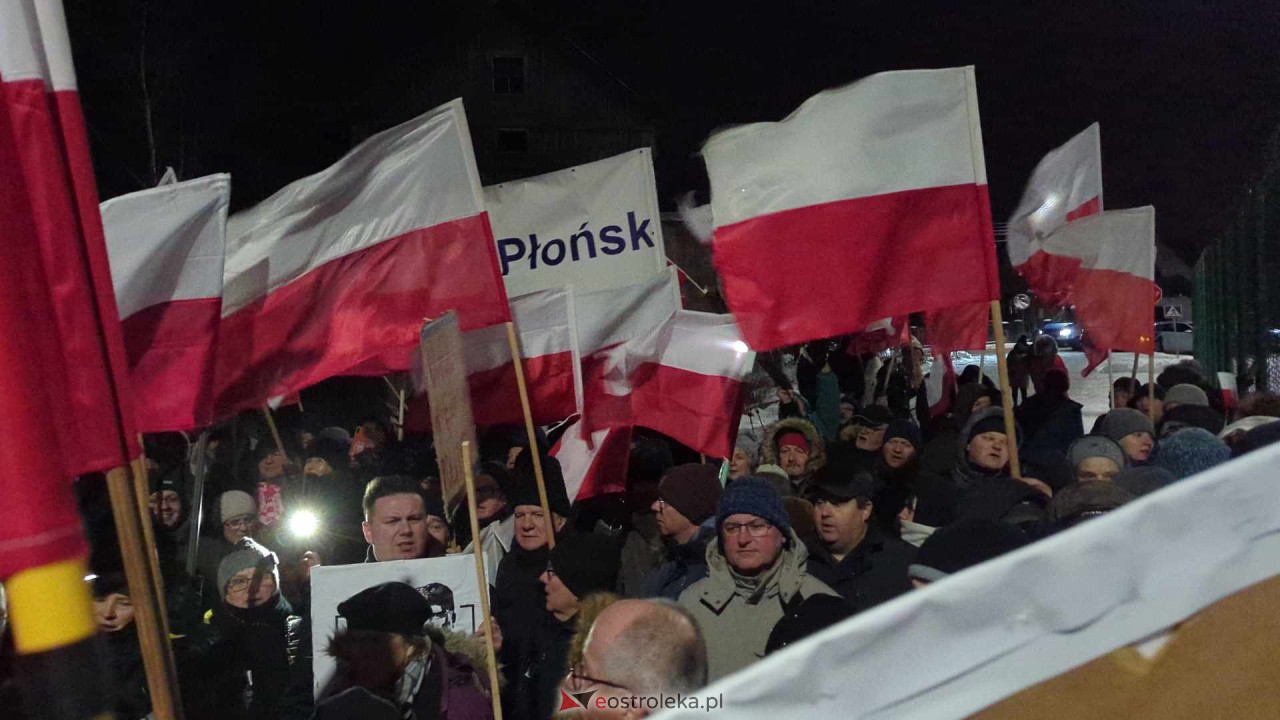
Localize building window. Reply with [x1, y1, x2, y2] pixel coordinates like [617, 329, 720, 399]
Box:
[497, 128, 528, 153]
[492, 56, 525, 94]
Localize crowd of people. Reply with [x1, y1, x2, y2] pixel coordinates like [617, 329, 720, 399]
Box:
[1, 335, 1278, 720]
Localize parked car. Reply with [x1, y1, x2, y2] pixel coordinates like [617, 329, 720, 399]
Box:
[1155, 321, 1194, 354]
[1041, 319, 1084, 350]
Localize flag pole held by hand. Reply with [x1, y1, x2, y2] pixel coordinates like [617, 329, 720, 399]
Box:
[463, 441, 504, 720]
[990, 301, 1022, 479]
[505, 321, 555, 550]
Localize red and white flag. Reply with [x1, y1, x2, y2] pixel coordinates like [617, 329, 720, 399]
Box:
[102, 174, 230, 432]
[579, 307, 753, 458]
[1041, 207, 1157, 376]
[575, 270, 682, 434]
[846, 316, 910, 357]
[552, 420, 633, 501]
[625, 311, 755, 458]
[1006, 123, 1105, 306]
[704, 67, 999, 351]
[1, 0, 139, 577]
[405, 288, 582, 430]
[925, 353, 956, 418]
[215, 99, 510, 416]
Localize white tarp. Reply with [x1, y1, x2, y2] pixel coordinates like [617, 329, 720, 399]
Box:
[655, 443, 1280, 719]
[485, 148, 667, 297]
[310, 555, 483, 698]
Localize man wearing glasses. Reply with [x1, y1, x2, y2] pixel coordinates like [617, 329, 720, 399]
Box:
[678, 476, 838, 681]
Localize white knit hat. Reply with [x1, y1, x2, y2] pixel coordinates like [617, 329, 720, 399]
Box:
[219, 490, 257, 523]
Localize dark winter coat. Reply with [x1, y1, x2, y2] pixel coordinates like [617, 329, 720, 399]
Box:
[492, 543, 551, 719]
[804, 526, 915, 614]
[528, 615, 575, 720]
[103, 628, 151, 720]
[188, 596, 304, 720]
[1016, 394, 1084, 457]
[647, 525, 714, 600]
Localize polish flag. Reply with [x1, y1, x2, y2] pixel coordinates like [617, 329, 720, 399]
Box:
[924, 301, 990, 356]
[580, 305, 754, 460]
[1, 0, 139, 576]
[704, 67, 999, 351]
[552, 419, 633, 501]
[624, 311, 755, 458]
[575, 270, 682, 434]
[1038, 207, 1157, 376]
[101, 174, 230, 432]
[1006, 123, 1105, 306]
[405, 288, 582, 430]
[925, 353, 956, 418]
[846, 316, 910, 357]
[216, 99, 510, 416]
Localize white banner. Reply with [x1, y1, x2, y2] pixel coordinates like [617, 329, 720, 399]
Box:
[310, 555, 483, 698]
[654, 443, 1280, 719]
[485, 148, 667, 297]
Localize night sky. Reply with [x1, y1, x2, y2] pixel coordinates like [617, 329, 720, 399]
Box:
[66, 0, 1280, 267]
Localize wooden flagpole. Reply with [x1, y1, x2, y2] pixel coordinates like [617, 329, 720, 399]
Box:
[462, 441, 504, 720]
[396, 387, 407, 442]
[261, 406, 288, 457]
[1148, 352, 1157, 422]
[990, 301, 1022, 479]
[106, 462, 185, 720]
[1106, 352, 1115, 406]
[1131, 352, 1141, 388]
[505, 321, 556, 549]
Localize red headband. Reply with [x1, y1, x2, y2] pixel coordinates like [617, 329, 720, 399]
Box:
[777, 432, 810, 453]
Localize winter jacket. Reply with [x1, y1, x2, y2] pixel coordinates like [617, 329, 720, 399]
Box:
[804, 526, 915, 615]
[189, 595, 304, 720]
[492, 543, 551, 718]
[1017, 394, 1084, 457]
[761, 418, 828, 497]
[617, 513, 664, 598]
[527, 614, 575, 720]
[647, 525, 714, 600]
[102, 628, 151, 720]
[678, 528, 838, 682]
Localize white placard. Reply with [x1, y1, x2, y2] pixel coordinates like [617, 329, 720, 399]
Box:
[310, 555, 483, 698]
[485, 148, 667, 297]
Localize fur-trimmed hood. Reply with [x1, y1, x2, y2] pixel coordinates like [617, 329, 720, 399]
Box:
[761, 417, 826, 475]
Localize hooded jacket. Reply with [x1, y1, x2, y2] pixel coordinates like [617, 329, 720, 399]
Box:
[678, 527, 838, 682]
[761, 418, 828, 496]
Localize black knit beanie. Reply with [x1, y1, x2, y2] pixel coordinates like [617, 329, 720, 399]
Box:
[547, 533, 620, 598]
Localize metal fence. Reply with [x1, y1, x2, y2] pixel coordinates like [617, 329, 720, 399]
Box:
[1194, 132, 1280, 395]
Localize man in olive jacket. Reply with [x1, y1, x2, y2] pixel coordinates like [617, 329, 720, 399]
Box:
[678, 477, 838, 681]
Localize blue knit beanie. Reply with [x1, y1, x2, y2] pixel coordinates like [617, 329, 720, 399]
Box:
[1154, 428, 1232, 480]
[717, 476, 791, 540]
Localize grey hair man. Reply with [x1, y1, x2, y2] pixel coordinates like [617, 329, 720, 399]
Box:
[563, 598, 709, 718]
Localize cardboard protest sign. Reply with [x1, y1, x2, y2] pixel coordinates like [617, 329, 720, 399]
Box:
[416, 311, 477, 509]
[310, 555, 483, 698]
[485, 148, 667, 297]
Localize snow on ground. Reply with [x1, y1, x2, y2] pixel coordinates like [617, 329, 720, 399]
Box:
[949, 349, 1187, 430]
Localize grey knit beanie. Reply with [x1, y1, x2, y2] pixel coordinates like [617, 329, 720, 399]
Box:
[1102, 408, 1156, 444]
[217, 538, 278, 598]
[1067, 436, 1126, 472]
[1164, 384, 1209, 408]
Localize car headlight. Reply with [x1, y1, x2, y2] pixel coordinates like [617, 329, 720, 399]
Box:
[1058, 328, 1073, 338]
